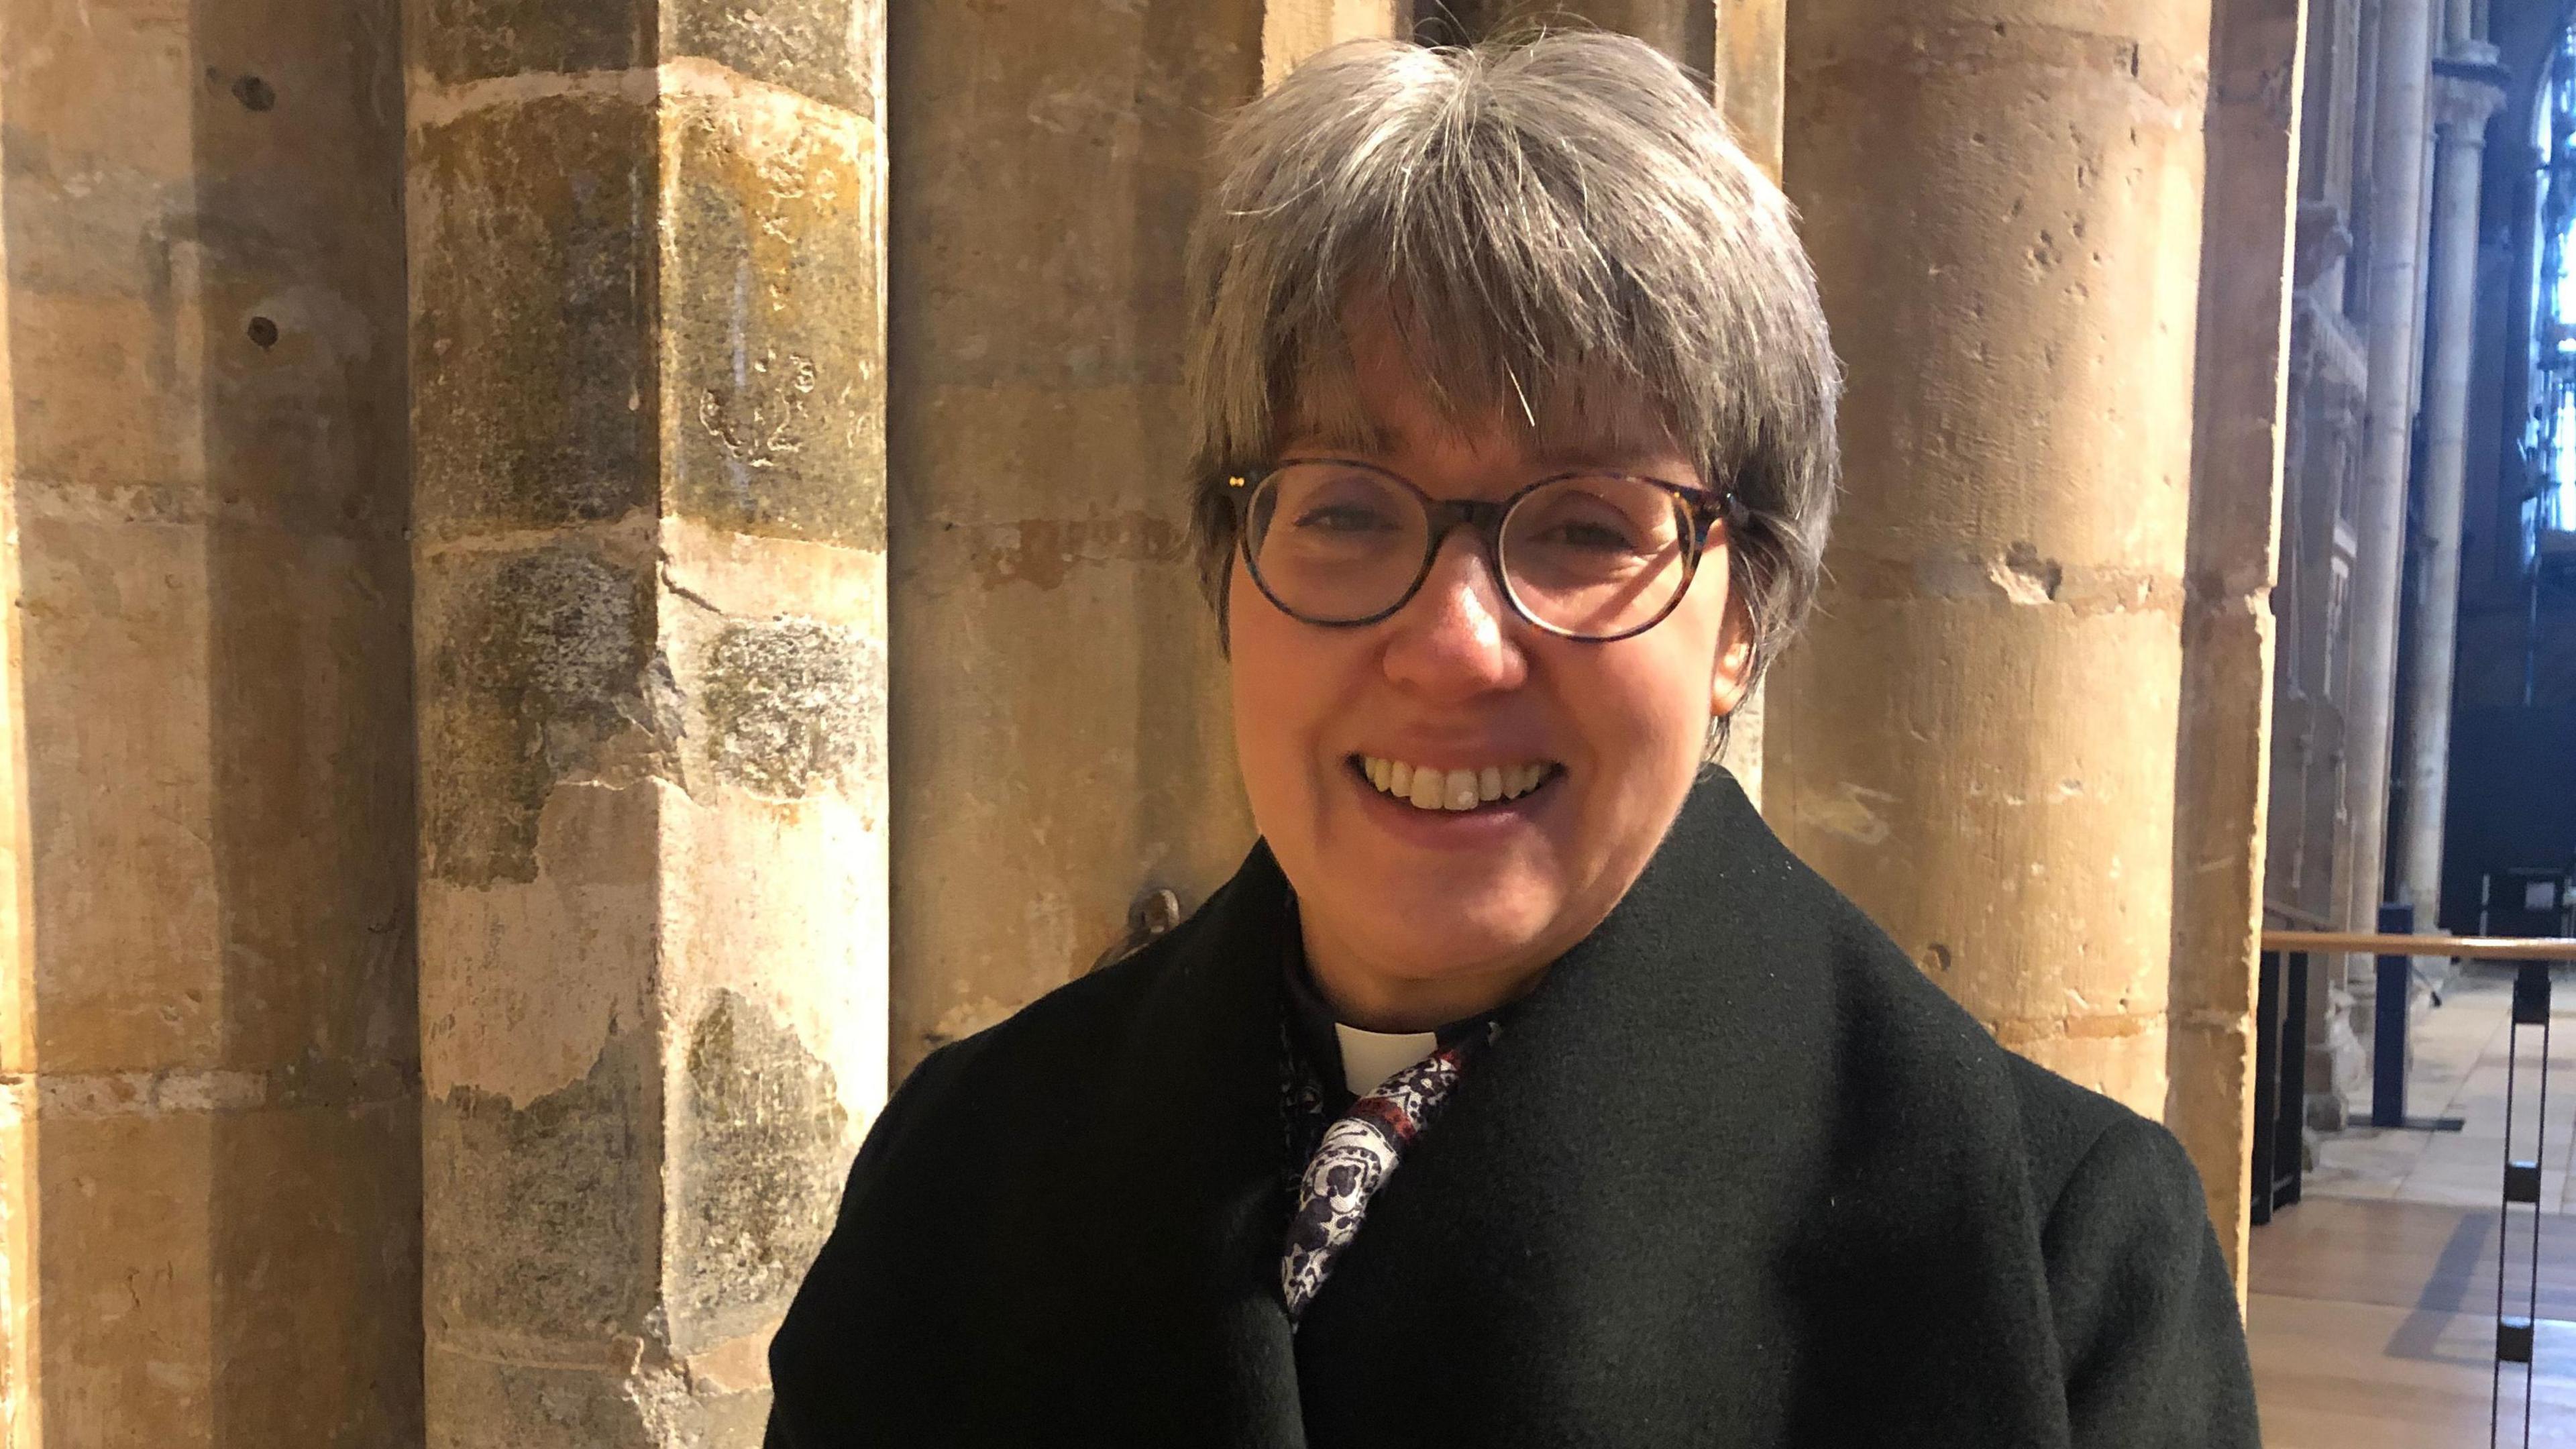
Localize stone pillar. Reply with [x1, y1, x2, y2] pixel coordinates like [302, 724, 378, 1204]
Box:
[2173, 0, 2306, 1287]
[1714, 0, 1784, 805]
[1265, 1, 1403, 87]
[1719, 0, 1786, 170]
[407, 5, 888, 1443]
[1773, 7, 2209, 1112]
[0, 38, 32, 1448]
[2395, 56, 2506, 934]
[2339, 0, 2434, 947]
[4, 1, 420, 1442]
[884, 1, 1262, 1079]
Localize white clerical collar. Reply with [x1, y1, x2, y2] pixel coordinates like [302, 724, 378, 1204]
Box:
[1333, 1021, 1442, 1096]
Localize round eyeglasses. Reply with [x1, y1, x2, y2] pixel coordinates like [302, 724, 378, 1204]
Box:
[1229, 459, 1733, 643]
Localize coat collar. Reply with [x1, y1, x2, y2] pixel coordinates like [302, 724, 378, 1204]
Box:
[1132, 767, 1829, 1299]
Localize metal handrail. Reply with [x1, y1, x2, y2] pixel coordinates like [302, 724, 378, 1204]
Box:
[2260, 930, 2576, 961]
[2257, 926, 2573, 1446]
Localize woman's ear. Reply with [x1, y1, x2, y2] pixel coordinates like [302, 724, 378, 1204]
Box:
[1710, 591, 1756, 718]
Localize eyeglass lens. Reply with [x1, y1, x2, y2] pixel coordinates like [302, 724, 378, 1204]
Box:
[1243, 463, 1695, 639]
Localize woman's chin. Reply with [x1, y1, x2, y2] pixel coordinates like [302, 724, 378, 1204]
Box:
[1344, 902, 1566, 992]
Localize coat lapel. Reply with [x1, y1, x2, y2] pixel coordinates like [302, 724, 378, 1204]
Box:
[1076, 841, 1307, 1444]
[1289, 772, 1836, 1439]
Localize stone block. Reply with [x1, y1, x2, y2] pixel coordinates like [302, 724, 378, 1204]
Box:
[418, 779, 658, 1108]
[694, 618, 881, 800]
[407, 0, 648, 88]
[6, 290, 202, 498]
[660, 89, 884, 548]
[667, 0, 879, 115]
[425, 1346, 771, 1449]
[422, 1023, 659, 1344]
[39, 1108, 216, 1447]
[411, 94, 657, 538]
[0, 0, 199, 198]
[193, 529, 415, 1071]
[417, 539, 661, 890]
[29, 1100, 421, 1444]
[664, 989, 847, 1349]
[1771, 594, 2182, 1031]
[19, 517, 224, 1073]
[885, 0, 1257, 393]
[423, 1350, 655, 1449]
[205, 1099, 425, 1444]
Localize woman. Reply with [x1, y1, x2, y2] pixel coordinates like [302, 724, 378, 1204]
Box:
[769, 32, 2257, 1448]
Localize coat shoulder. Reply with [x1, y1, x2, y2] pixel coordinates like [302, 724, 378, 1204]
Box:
[884, 920, 1204, 1134]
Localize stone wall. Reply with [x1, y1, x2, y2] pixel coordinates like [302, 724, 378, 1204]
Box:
[1, 0, 421, 1440]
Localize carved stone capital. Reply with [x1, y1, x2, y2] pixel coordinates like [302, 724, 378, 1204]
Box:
[2433, 41, 2508, 140]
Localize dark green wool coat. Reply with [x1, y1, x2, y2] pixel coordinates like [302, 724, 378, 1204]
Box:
[766, 774, 2261, 1447]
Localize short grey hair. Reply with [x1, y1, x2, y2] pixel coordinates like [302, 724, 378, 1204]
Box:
[1183, 31, 1841, 696]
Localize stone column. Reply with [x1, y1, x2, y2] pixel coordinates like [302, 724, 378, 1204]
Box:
[408, 5, 888, 1444]
[2395, 56, 2507, 934]
[2172, 0, 2306, 1287]
[1717, 0, 1785, 806]
[0, 43, 32, 1447]
[1773, 6, 2209, 1113]
[1265, 1, 1403, 87]
[884, 1, 1262, 1079]
[5, 1, 419, 1441]
[1719, 0, 1786, 169]
[2339, 0, 2435, 944]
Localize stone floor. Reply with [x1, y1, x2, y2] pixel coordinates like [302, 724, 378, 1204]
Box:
[2304, 963, 2576, 1209]
[2249, 962, 2576, 1446]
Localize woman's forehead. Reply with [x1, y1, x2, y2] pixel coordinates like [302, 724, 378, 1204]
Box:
[1278, 354, 1687, 471]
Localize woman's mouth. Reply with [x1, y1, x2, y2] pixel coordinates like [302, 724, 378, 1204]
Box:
[1350, 755, 1563, 812]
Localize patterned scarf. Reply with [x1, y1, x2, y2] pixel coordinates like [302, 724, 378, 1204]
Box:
[1279, 1022, 1498, 1324]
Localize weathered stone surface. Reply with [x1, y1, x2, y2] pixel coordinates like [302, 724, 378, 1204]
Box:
[1717, 0, 1784, 171]
[42, 1110, 216, 1446]
[668, 989, 847, 1344]
[423, 1025, 659, 1341]
[667, 0, 877, 115]
[885, 0, 1262, 1074]
[1774, 3, 2210, 1116]
[205, 1100, 425, 1446]
[425, 1348, 772, 1449]
[1261, 0, 1401, 87]
[423, 1352, 657, 1449]
[32, 1097, 422, 1443]
[408, 0, 649, 87]
[699, 619, 881, 798]
[408, 0, 876, 113]
[419, 777, 659, 1114]
[2167, 0, 2302, 1286]
[662, 87, 885, 548]
[419, 541, 664, 888]
[411, 94, 657, 537]
[18, 517, 224, 1073]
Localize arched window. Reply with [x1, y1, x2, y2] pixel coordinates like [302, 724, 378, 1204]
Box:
[2524, 26, 2576, 569]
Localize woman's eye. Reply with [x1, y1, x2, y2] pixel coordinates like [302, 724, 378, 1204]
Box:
[1536, 519, 1642, 552]
[1294, 505, 1399, 533]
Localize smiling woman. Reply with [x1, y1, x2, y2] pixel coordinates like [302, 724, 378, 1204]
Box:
[767, 31, 2259, 1449]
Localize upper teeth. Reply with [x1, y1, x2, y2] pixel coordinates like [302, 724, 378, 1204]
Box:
[1361, 757, 1554, 811]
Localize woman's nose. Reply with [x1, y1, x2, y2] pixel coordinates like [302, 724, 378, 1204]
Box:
[1379, 532, 1530, 696]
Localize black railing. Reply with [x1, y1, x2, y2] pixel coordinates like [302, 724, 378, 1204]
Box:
[2257, 928, 2576, 1448]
